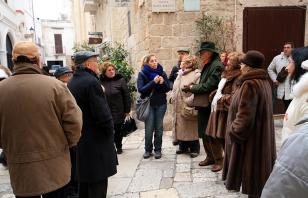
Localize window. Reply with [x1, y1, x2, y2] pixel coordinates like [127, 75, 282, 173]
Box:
[54, 34, 63, 54]
[184, 0, 200, 12]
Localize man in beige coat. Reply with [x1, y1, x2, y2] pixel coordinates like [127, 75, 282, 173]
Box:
[0, 41, 82, 198]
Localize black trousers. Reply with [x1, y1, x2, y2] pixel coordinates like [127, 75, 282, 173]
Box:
[179, 140, 200, 153]
[283, 99, 292, 111]
[114, 123, 123, 149]
[16, 184, 68, 198]
[79, 179, 108, 198]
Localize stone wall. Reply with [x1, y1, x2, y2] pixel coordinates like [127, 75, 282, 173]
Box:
[94, 0, 308, 75]
[92, 0, 308, 130]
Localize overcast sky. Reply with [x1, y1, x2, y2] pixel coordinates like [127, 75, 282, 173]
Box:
[33, 0, 71, 20]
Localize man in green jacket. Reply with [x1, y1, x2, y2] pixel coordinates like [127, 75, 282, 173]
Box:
[183, 41, 223, 167]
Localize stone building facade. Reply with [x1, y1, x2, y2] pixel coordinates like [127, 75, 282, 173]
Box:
[41, 19, 75, 67]
[0, 0, 43, 69]
[73, 0, 307, 129]
[82, 0, 308, 75]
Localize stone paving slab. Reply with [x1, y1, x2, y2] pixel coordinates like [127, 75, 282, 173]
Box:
[127, 169, 162, 193]
[140, 188, 179, 198]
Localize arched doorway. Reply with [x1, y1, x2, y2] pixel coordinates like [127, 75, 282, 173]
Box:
[6, 34, 13, 71]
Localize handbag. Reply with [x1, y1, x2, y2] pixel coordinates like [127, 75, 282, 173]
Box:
[192, 93, 210, 108]
[276, 66, 288, 83]
[136, 92, 153, 122]
[122, 115, 137, 137]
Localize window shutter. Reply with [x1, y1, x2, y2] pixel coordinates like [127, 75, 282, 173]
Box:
[54, 34, 63, 54]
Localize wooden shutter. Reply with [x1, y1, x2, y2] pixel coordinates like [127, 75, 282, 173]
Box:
[54, 34, 63, 54]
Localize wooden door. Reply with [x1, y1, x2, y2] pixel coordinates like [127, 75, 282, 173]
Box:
[243, 6, 306, 67]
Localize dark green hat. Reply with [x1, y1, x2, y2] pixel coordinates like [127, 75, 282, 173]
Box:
[198, 41, 219, 54]
[73, 51, 99, 65]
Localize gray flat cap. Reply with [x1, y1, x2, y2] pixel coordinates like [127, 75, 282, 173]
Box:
[54, 66, 73, 78]
[73, 51, 99, 65]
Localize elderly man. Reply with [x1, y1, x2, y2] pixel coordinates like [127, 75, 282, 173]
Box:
[182, 41, 223, 167]
[54, 66, 73, 83]
[169, 48, 190, 86]
[68, 51, 118, 198]
[0, 41, 82, 198]
[268, 42, 294, 110]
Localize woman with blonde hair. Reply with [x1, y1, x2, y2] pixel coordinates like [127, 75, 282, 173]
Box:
[137, 54, 170, 159]
[171, 55, 201, 157]
[205, 52, 243, 172]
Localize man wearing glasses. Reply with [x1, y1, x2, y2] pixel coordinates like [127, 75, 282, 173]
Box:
[268, 42, 294, 110]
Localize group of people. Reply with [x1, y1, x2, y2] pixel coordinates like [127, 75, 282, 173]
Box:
[0, 39, 307, 198]
[0, 42, 132, 198]
[137, 41, 308, 198]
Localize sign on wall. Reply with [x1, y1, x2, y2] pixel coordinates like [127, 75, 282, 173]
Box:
[114, 0, 130, 7]
[152, 0, 176, 12]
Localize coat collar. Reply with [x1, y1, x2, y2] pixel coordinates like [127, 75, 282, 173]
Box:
[222, 68, 241, 81]
[75, 65, 99, 79]
[12, 63, 44, 76]
[100, 73, 124, 82]
[237, 68, 268, 86]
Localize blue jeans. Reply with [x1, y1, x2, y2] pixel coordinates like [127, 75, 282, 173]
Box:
[144, 104, 167, 152]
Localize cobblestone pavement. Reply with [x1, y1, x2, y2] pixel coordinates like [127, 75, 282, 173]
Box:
[0, 120, 283, 198]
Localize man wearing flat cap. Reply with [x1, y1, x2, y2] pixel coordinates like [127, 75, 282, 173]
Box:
[182, 41, 224, 168]
[0, 41, 82, 197]
[54, 66, 73, 84]
[169, 48, 190, 88]
[68, 51, 118, 198]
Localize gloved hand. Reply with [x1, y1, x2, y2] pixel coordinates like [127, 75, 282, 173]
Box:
[182, 85, 192, 93]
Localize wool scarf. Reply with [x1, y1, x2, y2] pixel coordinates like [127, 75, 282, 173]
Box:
[142, 63, 165, 91]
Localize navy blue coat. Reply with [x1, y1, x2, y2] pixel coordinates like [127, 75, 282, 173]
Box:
[68, 66, 117, 182]
[137, 68, 170, 107]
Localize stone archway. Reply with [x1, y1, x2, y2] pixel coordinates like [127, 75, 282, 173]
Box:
[6, 34, 13, 70]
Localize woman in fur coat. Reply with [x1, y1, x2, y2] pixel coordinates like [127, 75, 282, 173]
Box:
[223, 51, 276, 198]
[206, 52, 243, 172]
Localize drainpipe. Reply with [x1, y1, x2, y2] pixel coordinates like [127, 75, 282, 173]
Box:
[31, 0, 37, 44]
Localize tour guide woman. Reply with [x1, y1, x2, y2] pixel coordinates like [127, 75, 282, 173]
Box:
[137, 54, 170, 159]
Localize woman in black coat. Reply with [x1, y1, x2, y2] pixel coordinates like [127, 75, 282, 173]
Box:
[100, 62, 131, 154]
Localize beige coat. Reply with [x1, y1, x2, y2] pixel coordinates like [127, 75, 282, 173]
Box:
[172, 69, 200, 141]
[0, 63, 82, 196]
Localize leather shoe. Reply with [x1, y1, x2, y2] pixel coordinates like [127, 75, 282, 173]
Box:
[176, 149, 188, 154]
[190, 152, 199, 158]
[143, 151, 152, 159]
[211, 164, 223, 172]
[199, 158, 215, 166]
